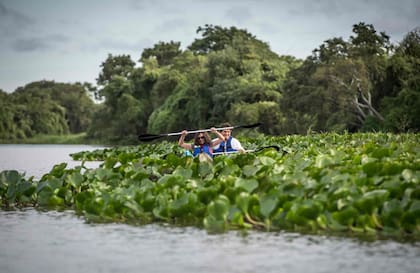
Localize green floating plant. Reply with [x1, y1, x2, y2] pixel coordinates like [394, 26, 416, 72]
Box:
[1, 132, 419, 240]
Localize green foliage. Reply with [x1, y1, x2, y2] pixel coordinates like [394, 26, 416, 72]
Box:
[380, 28, 420, 132]
[2, 133, 419, 239]
[97, 54, 135, 86]
[4, 23, 418, 144]
[78, 23, 420, 142]
[0, 81, 96, 141]
[282, 22, 419, 134]
[140, 41, 182, 66]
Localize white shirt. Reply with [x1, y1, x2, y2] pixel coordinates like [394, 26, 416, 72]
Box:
[212, 137, 244, 151]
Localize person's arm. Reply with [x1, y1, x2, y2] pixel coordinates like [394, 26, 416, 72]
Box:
[178, 130, 192, 150]
[210, 127, 225, 146]
[231, 137, 245, 153]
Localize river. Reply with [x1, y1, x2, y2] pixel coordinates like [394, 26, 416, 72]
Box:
[0, 144, 419, 273]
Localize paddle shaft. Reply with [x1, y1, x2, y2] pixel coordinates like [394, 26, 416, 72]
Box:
[212, 150, 254, 156]
[166, 126, 236, 137]
[139, 123, 261, 141]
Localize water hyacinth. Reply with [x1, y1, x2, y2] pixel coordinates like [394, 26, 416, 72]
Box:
[1, 133, 419, 239]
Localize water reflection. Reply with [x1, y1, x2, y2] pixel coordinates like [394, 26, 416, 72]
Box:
[0, 208, 419, 273]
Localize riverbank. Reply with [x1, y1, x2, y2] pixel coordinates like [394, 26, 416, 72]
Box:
[0, 133, 104, 145]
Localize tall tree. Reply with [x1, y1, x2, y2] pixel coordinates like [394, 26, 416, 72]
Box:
[381, 27, 420, 132]
[282, 22, 393, 133]
[140, 41, 182, 66]
[97, 54, 135, 86]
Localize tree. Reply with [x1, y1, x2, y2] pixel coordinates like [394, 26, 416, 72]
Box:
[0, 81, 96, 140]
[97, 54, 135, 86]
[313, 37, 349, 63]
[140, 41, 182, 66]
[349, 22, 392, 57]
[281, 22, 394, 133]
[88, 76, 146, 142]
[188, 24, 269, 55]
[381, 28, 420, 132]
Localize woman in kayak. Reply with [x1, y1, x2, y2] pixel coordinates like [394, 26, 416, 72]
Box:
[178, 127, 224, 160]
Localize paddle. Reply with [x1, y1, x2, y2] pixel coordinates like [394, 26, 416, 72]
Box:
[138, 123, 261, 141]
[212, 145, 281, 156]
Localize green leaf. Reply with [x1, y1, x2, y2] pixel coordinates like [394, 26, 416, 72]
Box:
[315, 154, 334, 168]
[173, 166, 193, 179]
[402, 169, 417, 183]
[243, 165, 258, 177]
[259, 193, 278, 219]
[0, 170, 21, 187]
[199, 161, 213, 178]
[297, 200, 322, 220]
[207, 195, 230, 220]
[371, 147, 391, 159]
[332, 206, 358, 226]
[67, 172, 84, 188]
[362, 161, 382, 177]
[382, 199, 404, 229]
[235, 192, 250, 213]
[354, 189, 389, 214]
[258, 156, 276, 166]
[49, 163, 67, 177]
[170, 193, 191, 217]
[234, 178, 258, 193]
[47, 177, 63, 190]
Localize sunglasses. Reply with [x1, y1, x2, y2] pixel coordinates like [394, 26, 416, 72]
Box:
[198, 136, 205, 139]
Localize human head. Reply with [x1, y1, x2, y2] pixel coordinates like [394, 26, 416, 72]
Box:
[194, 132, 211, 145]
[220, 122, 232, 139]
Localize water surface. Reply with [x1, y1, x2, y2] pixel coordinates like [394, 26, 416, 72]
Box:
[0, 145, 419, 273]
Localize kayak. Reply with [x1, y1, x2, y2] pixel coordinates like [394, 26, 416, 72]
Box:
[182, 145, 282, 162]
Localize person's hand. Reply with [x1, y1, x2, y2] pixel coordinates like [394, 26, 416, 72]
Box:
[210, 127, 217, 133]
[181, 130, 188, 136]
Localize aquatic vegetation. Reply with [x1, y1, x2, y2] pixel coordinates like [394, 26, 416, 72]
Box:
[1, 133, 419, 239]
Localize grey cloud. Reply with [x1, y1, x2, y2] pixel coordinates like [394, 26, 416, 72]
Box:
[225, 6, 253, 24]
[129, 0, 182, 14]
[12, 37, 50, 52]
[129, 0, 159, 10]
[12, 34, 69, 52]
[0, 2, 35, 32]
[97, 37, 154, 53]
[154, 18, 190, 33]
[277, 0, 419, 22]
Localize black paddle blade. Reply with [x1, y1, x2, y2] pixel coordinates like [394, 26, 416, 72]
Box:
[267, 145, 281, 151]
[255, 145, 281, 152]
[238, 122, 262, 129]
[138, 134, 164, 141]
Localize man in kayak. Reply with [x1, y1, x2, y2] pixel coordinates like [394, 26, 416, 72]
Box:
[212, 122, 245, 154]
[178, 127, 224, 161]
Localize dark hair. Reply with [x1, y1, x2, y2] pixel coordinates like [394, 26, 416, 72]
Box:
[220, 122, 232, 127]
[194, 132, 211, 145]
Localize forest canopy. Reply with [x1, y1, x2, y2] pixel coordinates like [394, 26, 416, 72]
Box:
[1, 23, 419, 143]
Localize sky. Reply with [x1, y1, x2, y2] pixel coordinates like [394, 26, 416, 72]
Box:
[0, 0, 419, 93]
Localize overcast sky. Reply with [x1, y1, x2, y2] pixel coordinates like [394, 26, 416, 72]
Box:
[1, 0, 419, 93]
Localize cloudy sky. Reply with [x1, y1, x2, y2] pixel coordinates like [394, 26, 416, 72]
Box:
[1, 0, 418, 93]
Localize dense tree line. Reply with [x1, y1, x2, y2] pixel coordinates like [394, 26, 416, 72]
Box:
[0, 81, 97, 140]
[1, 23, 419, 143]
[282, 23, 420, 134]
[88, 25, 302, 143]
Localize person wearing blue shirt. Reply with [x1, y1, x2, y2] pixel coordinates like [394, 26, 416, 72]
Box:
[178, 127, 224, 161]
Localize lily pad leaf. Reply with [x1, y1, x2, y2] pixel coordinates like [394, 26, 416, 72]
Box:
[260, 193, 278, 219]
[235, 178, 259, 193]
